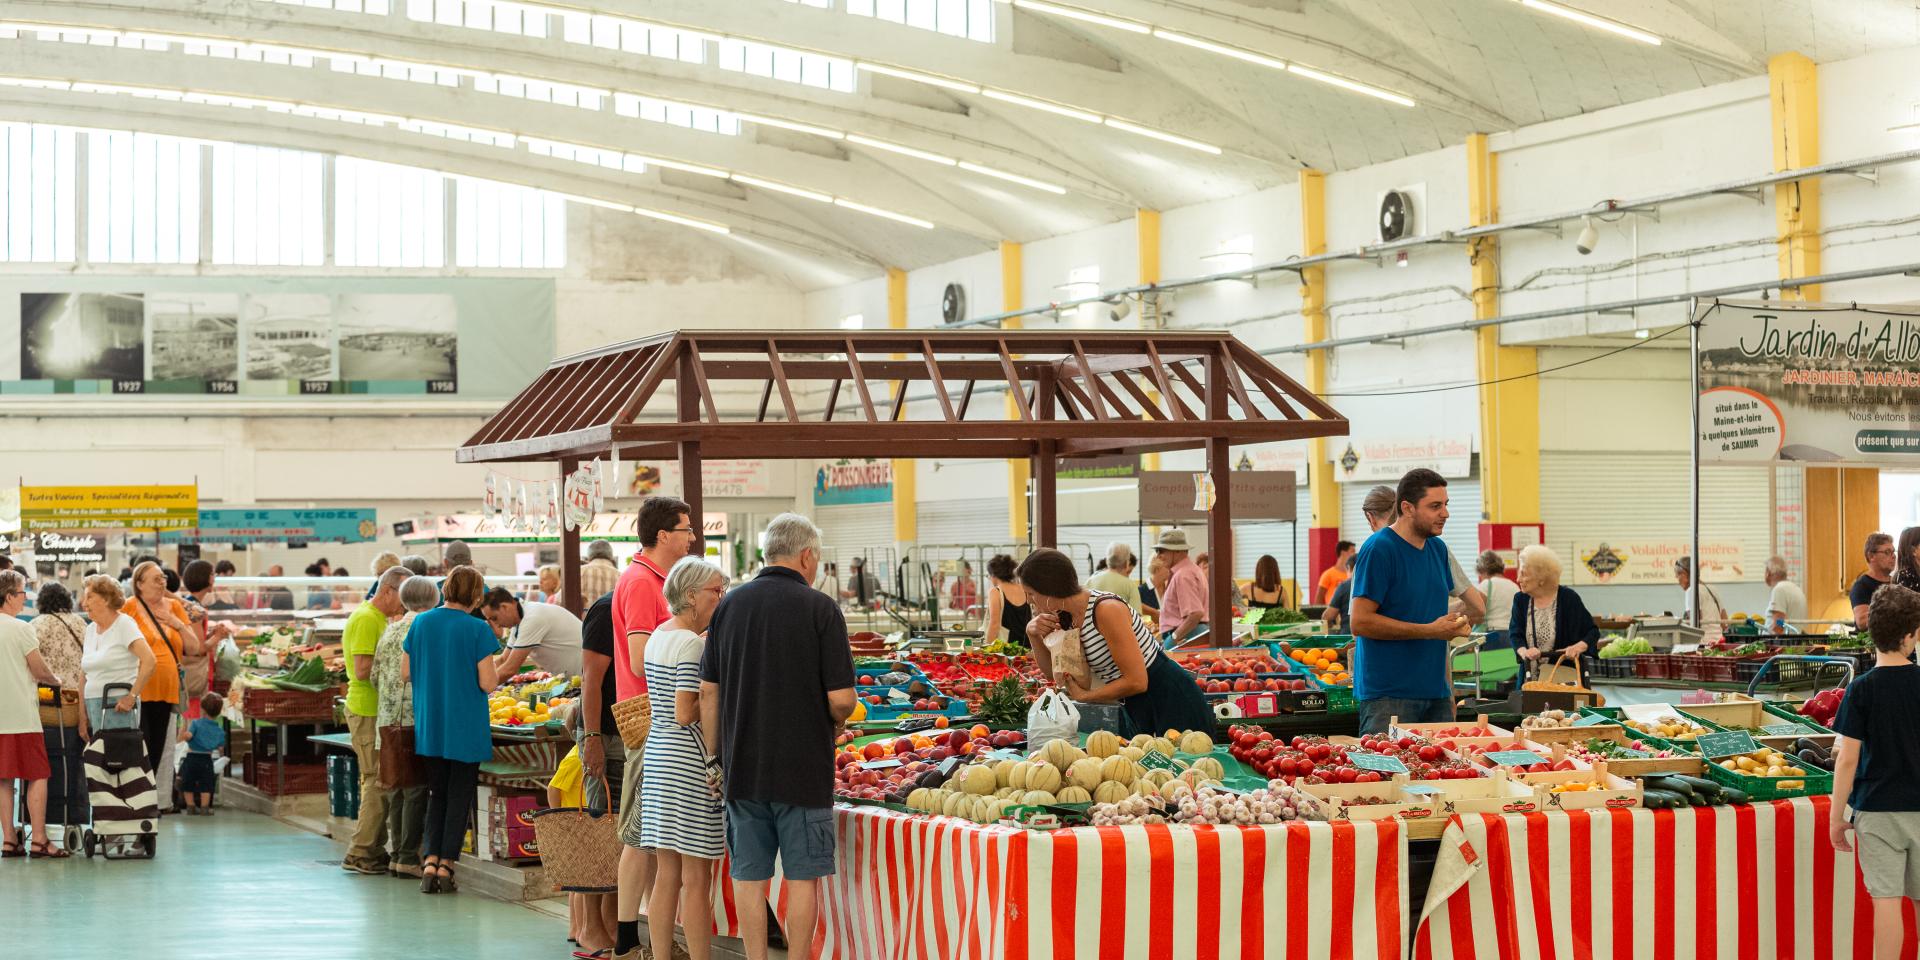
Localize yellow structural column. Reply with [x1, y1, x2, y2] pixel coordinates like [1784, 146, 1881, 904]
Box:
[1468, 133, 1540, 546]
[887, 267, 917, 544]
[1770, 51, 1873, 615]
[1298, 172, 1340, 601]
[1138, 209, 1163, 475]
[1002, 241, 1031, 544]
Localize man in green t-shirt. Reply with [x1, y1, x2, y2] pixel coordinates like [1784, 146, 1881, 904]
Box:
[342, 567, 409, 875]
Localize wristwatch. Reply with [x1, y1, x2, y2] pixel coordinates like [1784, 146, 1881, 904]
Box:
[581, 731, 602, 739]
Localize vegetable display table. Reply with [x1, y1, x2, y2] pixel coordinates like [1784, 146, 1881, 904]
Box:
[709, 803, 1407, 959]
[1413, 796, 1919, 959]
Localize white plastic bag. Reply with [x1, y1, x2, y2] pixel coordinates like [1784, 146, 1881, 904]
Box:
[1025, 687, 1081, 753]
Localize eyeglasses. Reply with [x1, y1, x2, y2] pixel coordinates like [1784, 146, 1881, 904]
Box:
[1873, 547, 1897, 556]
[668, 526, 697, 535]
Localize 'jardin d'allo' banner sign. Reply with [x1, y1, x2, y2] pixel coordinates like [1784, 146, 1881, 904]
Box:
[21, 485, 198, 530]
[1697, 299, 1920, 465]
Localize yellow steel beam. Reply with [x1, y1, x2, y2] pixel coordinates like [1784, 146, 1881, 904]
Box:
[1002, 241, 1030, 542]
[1770, 52, 1822, 302]
[887, 266, 916, 543]
[1469, 133, 1540, 526]
[1298, 172, 1338, 534]
[1139, 209, 1163, 474]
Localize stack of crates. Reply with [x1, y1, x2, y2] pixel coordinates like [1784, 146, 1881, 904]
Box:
[326, 753, 360, 819]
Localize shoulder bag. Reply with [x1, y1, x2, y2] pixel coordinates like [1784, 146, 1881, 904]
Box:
[136, 596, 189, 715]
[37, 617, 87, 727]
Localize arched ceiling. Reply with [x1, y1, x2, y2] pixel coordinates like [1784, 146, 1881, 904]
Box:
[0, 0, 1913, 277]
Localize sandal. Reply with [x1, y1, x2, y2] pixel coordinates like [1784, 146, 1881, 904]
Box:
[1, 841, 23, 858]
[437, 863, 458, 893]
[30, 841, 71, 859]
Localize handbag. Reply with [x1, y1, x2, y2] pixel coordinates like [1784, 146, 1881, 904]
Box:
[530, 774, 621, 893]
[136, 596, 189, 715]
[611, 693, 651, 750]
[37, 617, 86, 727]
[1521, 650, 1604, 709]
[378, 725, 421, 789]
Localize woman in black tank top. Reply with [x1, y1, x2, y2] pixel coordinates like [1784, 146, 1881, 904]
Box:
[982, 554, 1030, 646]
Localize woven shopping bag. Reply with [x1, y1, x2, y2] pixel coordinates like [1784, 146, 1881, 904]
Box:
[611, 693, 651, 750]
[1521, 650, 1604, 710]
[37, 686, 83, 728]
[530, 775, 621, 893]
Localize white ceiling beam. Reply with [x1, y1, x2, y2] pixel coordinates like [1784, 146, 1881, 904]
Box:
[0, 0, 1164, 205]
[0, 85, 969, 269]
[0, 40, 1049, 241]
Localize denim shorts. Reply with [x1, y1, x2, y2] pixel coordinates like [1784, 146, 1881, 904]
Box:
[725, 799, 836, 883]
[1356, 696, 1454, 736]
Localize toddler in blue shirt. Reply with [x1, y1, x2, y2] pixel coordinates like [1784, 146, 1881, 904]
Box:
[177, 692, 227, 816]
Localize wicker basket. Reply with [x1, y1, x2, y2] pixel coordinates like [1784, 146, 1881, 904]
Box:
[611, 693, 652, 750]
[530, 802, 621, 892]
[37, 687, 83, 727]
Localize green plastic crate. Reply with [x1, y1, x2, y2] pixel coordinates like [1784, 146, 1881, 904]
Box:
[1577, 706, 1725, 754]
[1701, 756, 1831, 801]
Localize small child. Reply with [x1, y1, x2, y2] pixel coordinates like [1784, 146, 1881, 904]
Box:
[1830, 584, 1920, 960]
[177, 692, 228, 815]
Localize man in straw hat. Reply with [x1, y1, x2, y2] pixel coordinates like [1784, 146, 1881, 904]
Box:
[1153, 528, 1209, 646]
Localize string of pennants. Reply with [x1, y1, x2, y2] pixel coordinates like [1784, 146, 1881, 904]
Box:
[481, 449, 618, 534]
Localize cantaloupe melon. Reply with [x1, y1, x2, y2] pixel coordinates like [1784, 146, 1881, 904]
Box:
[994, 760, 1016, 788]
[1189, 757, 1225, 780]
[1178, 731, 1214, 755]
[1055, 785, 1091, 804]
[1158, 780, 1192, 801]
[1120, 746, 1147, 763]
[1009, 761, 1032, 791]
[1093, 780, 1130, 805]
[1026, 762, 1063, 795]
[1021, 790, 1057, 806]
[960, 764, 997, 795]
[1085, 730, 1123, 758]
[1037, 738, 1082, 771]
[1146, 737, 1176, 757]
[1100, 755, 1139, 785]
[1066, 758, 1104, 792]
[1142, 768, 1175, 787]
[1129, 733, 1154, 750]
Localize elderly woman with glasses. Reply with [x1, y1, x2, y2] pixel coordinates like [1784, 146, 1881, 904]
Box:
[0, 569, 68, 857]
[633, 556, 730, 960]
[1509, 545, 1600, 683]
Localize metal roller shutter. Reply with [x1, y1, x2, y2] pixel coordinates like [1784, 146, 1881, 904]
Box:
[814, 504, 893, 563]
[1539, 451, 1771, 573]
[916, 497, 1011, 549]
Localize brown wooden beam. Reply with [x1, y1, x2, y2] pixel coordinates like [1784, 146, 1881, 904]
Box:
[1107, 370, 1168, 421]
[1035, 368, 1058, 549]
[765, 338, 799, 422]
[996, 339, 1031, 421]
[823, 379, 842, 422]
[956, 379, 976, 420]
[683, 339, 721, 423]
[844, 339, 879, 422]
[604, 419, 1346, 443]
[559, 457, 584, 616]
[700, 359, 1052, 381]
[920, 338, 956, 420]
[1070, 340, 1111, 420]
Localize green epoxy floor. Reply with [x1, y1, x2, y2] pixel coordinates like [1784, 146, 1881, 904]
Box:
[5, 811, 572, 957]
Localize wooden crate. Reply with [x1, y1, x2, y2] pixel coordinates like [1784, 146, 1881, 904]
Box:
[1676, 695, 1769, 732]
[1525, 763, 1643, 811]
[1389, 712, 1512, 746]
[1565, 727, 1706, 777]
[1299, 777, 1444, 828]
[1429, 770, 1543, 816]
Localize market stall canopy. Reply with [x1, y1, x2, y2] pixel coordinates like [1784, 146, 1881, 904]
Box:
[456, 330, 1347, 464]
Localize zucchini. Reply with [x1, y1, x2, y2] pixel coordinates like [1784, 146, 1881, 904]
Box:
[1641, 789, 1687, 809]
[1643, 776, 1696, 800]
[1718, 787, 1750, 804]
[1670, 775, 1723, 798]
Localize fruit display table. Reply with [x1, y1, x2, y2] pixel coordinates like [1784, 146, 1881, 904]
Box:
[1412, 796, 1918, 959]
[708, 803, 1408, 959]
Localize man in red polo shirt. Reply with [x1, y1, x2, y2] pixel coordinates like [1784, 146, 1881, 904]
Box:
[607, 495, 695, 960]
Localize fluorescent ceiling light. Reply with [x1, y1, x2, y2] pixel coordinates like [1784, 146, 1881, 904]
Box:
[957, 161, 1068, 195]
[833, 198, 935, 229]
[855, 62, 980, 94]
[1518, 0, 1662, 45]
[632, 206, 731, 235]
[1011, 0, 1149, 34]
[641, 156, 730, 178]
[1284, 64, 1417, 107]
[1102, 117, 1222, 155]
[980, 89, 1102, 123]
[847, 134, 958, 166]
[736, 113, 845, 140]
[730, 174, 833, 203]
[1151, 30, 1288, 71]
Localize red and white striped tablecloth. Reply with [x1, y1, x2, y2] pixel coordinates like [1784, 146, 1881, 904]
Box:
[1412, 796, 1920, 960]
[712, 804, 1409, 960]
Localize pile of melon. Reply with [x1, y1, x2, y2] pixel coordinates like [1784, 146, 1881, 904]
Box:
[904, 729, 1225, 823]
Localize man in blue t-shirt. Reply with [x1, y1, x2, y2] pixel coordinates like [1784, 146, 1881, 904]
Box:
[1349, 468, 1472, 735]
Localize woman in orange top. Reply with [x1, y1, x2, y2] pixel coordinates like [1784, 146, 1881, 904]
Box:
[125, 561, 202, 776]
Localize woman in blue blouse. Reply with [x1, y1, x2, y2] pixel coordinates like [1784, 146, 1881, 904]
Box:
[402, 565, 498, 894]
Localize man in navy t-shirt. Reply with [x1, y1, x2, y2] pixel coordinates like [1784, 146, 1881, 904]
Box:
[1349, 468, 1472, 735]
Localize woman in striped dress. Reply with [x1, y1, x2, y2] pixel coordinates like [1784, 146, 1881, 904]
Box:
[638, 557, 728, 960]
[1018, 548, 1214, 737]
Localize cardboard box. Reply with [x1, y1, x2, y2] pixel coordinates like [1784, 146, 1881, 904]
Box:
[490, 792, 541, 828]
[489, 824, 541, 860]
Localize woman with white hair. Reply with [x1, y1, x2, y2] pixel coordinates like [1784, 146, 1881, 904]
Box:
[637, 556, 729, 960]
[1507, 545, 1601, 681]
[374, 574, 440, 879]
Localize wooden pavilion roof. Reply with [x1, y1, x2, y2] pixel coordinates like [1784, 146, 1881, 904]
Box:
[457, 330, 1347, 463]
